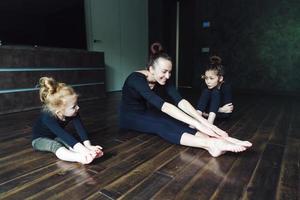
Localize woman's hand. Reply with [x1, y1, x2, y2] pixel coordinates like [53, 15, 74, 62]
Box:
[194, 121, 229, 138]
[195, 123, 222, 138]
[208, 124, 229, 138]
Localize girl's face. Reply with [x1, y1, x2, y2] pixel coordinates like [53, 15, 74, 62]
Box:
[59, 95, 79, 118]
[204, 70, 223, 89]
[149, 58, 172, 85]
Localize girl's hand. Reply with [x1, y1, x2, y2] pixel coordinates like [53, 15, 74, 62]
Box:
[219, 103, 234, 113]
[85, 144, 104, 158]
[86, 145, 102, 153]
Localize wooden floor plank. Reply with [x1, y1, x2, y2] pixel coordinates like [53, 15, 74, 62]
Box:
[208, 101, 284, 200]
[120, 172, 172, 200]
[275, 100, 300, 200]
[32, 139, 172, 199]
[99, 145, 185, 199]
[19, 135, 156, 199]
[0, 92, 299, 200]
[275, 138, 300, 200]
[152, 99, 273, 200]
[241, 143, 285, 200]
[0, 161, 84, 200]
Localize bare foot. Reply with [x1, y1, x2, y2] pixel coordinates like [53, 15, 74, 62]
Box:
[224, 137, 252, 147]
[78, 154, 94, 165]
[207, 138, 246, 157]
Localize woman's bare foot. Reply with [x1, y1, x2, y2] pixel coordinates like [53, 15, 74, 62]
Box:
[224, 137, 252, 147]
[207, 138, 246, 157]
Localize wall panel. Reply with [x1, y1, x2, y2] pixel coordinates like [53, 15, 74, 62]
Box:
[0, 46, 105, 114]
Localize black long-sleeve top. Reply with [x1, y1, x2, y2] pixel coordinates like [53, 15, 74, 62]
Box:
[120, 72, 182, 113]
[32, 112, 89, 147]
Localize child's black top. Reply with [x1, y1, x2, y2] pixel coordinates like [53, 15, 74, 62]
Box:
[197, 82, 232, 114]
[32, 112, 89, 147]
[218, 82, 232, 105]
[120, 72, 183, 113]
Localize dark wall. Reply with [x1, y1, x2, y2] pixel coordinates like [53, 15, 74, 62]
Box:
[0, 46, 105, 114]
[148, 0, 177, 82]
[202, 0, 300, 94]
[0, 0, 86, 49]
[149, 0, 300, 94]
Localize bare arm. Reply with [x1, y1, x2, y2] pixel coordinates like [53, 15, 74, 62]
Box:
[207, 112, 216, 124]
[177, 99, 228, 137]
[161, 102, 219, 137]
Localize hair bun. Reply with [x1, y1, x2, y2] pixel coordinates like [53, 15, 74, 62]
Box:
[150, 42, 164, 55]
[39, 77, 58, 103]
[209, 55, 222, 65]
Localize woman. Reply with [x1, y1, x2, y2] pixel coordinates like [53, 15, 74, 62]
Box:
[119, 43, 251, 157]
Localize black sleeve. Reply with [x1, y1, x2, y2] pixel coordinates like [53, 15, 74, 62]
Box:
[129, 74, 165, 110]
[42, 114, 79, 147]
[165, 82, 183, 105]
[222, 84, 233, 104]
[72, 115, 89, 142]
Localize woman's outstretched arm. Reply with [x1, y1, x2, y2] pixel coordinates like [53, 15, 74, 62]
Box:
[177, 99, 228, 137]
[161, 102, 221, 138]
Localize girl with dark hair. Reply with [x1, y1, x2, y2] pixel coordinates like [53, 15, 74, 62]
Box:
[119, 43, 251, 157]
[197, 56, 234, 124]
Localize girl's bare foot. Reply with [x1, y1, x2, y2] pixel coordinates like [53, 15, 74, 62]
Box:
[207, 138, 246, 157]
[78, 154, 94, 165]
[224, 137, 252, 147]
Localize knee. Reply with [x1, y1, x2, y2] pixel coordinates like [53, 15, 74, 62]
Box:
[217, 112, 232, 119]
[211, 89, 221, 97]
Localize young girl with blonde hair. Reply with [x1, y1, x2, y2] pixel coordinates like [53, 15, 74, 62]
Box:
[32, 77, 103, 164]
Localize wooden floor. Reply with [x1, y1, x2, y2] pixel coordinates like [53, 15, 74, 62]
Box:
[0, 91, 299, 200]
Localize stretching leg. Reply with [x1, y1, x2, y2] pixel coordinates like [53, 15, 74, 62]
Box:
[180, 132, 247, 157]
[55, 147, 93, 164]
[195, 131, 252, 147]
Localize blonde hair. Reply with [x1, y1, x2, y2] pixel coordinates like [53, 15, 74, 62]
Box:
[38, 77, 78, 114]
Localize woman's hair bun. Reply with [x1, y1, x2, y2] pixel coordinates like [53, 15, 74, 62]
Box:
[150, 42, 164, 55]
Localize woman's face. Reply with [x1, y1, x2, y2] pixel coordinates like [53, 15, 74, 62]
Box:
[150, 58, 172, 85]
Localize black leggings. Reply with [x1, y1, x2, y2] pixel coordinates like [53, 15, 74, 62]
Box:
[119, 110, 197, 144]
[197, 88, 231, 119]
